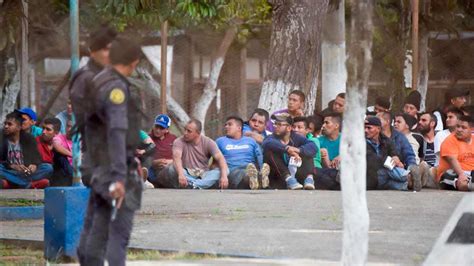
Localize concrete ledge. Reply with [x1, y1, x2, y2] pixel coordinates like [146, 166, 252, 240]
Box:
[0, 206, 44, 221]
[424, 194, 474, 265]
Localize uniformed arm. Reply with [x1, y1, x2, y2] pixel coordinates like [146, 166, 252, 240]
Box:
[104, 87, 129, 184]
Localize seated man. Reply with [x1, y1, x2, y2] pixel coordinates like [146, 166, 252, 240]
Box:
[17, 107, 43, 137]
[217, 116, 270, 189]
[146, 114, 176, 188]
[0, 111, 52, 189]
[438, 115, 474, 191]
[403, 90, 421, 118]
[263, 114, 316, 190]
[293, 116, 340, 190]
[434, 107, 463, 166]
[266, 90, 305, 132]
[377, 111, 422, 185]
[332, 93, 345, 115]
[157, 119, 228, 189]
[318, 113, 342, 169]
[243, 108, 271, 144]
[365, 116, 421, 191]
[292, 116, 321, 169]
[46, 118, 74, 186]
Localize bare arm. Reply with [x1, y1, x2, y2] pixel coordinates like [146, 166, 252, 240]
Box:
[53, 142, 72, 157]
[172, 148, 187, 188]
[244, 131, 264, 144]
[213, 152, 229, 189]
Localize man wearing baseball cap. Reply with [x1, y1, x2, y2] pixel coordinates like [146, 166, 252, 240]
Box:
[365, 116, 421, 191]
[146, 114, 177, 188]
[262, 113, 317, 189]
[17, 107, 43, 137]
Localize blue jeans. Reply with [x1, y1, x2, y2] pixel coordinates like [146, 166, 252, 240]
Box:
[228, 165, 250, 189]
[150, 164, 226, 189]
[377, 167, 409, 190]
[0, 163, 53, 188]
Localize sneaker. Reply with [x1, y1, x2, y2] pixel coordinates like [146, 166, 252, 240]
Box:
[286, 176, 303, 190]
[408, 165, 422, 191]
[304, 177, 315, 190]
[30, 179, 50, 189]
[143, 180, 155, 189]
[260, 163, 270, 189]
[418, 161, 430, 187]
[246, 163, 259, 190]
[439, 169, 458, 190]
[142, 167, 149, 181]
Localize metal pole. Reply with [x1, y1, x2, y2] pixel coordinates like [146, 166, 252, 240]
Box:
[70, 0, 81, 185]
[20, 0, 29, 107]
[412, 0, 419, 91]
[160, 21, 168, 114]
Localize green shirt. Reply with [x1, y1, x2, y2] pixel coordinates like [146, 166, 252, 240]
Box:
[30, 125, 43, 137]
[139, 130, 149, 142]
[307, 133, 322, 168]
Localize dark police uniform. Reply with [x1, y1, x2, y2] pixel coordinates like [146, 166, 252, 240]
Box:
[77, 66, 143, 266]
[69, 59, 104, 185]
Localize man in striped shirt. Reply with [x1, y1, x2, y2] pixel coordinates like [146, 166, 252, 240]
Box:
[417, 112, 439, 188]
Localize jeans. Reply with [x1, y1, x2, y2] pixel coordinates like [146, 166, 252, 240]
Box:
[264, 151, 314, 189]
[377, 167, 409, 190]
[0, 163, 53, 188]
[228, 165, 251, 189]
[152, 164, 225, 189]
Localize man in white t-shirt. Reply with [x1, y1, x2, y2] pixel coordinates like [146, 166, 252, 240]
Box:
[434, 107, 464, 166]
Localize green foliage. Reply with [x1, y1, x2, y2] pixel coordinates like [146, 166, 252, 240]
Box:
[91, 0, 271, 41]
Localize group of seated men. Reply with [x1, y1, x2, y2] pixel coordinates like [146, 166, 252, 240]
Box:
[0, 108, 73, 189]
[1, 86, 472, 193]
[139, 87, 472, 192]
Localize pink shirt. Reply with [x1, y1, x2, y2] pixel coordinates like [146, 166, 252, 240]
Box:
[53, 134, 73, 164]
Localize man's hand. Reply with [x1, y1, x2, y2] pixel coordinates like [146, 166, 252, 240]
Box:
[27, 164, 37, 173]
[392, 156, 404, 168]
[320, 148, 328, 159]
[152, 159, 172, 169]
[109, 181, 125, 199]
[178, 173, 188, 188]
[330, 156, 341, 169]
[219, 176, 229, 189]
[286, 146, 300, 156]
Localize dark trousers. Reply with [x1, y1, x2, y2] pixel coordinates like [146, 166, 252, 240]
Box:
[77, 192, 135, 266]
[314, 167, 340, 190]
[263, 151, 314, 189]
[51, 153, 73, 186]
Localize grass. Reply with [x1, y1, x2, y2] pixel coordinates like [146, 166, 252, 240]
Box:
[0, 198, 44, 207]
[0, 242, 218, 264]
[0, 242, 45, 265]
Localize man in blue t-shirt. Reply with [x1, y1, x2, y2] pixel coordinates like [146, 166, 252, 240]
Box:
[217, 116, 269, 189]
[318, 113, 342, 169]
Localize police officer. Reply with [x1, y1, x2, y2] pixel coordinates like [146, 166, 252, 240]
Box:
[69, 26, 117, 184]
[77, 37, 143, 266]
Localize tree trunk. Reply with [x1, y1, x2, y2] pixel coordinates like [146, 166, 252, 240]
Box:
[0, 70, 20, 124]
[258, 0, 329, 115]
[418, 0, 431, 112]
[418, 31, 429, 112]
[192, 26, 237, 129]
[130, 67, 190, 130]
[322, 0, 346, 108]
[340, 0, 373, 265]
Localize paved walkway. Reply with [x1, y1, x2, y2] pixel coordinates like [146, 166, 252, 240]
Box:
[0, 189, 465, 264]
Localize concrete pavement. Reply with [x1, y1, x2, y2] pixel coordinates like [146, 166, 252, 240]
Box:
[0, 189, 465, 264]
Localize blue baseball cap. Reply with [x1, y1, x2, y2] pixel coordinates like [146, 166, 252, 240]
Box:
[154, 114, 171, 129]
[17, 107, 37, 121]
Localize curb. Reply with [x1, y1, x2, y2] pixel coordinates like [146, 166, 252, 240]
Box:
[0, 206, 44, 221]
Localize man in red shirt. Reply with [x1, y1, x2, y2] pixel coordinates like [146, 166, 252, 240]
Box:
[36, 118, 71, 186]
[146, 114, 177, 187]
